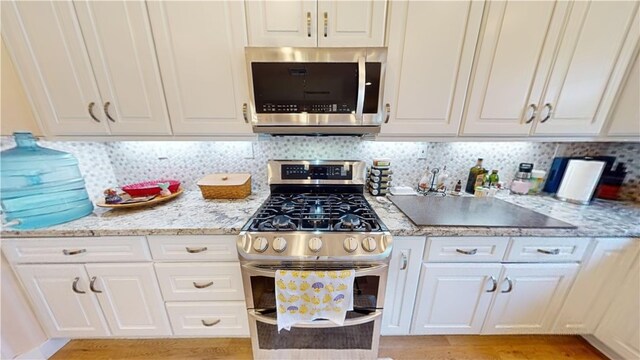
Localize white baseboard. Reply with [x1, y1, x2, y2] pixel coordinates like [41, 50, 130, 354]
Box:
[582, 335, 618, 360]
[16, 338, 69, 360]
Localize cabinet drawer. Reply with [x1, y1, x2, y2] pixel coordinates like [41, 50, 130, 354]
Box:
[166, 301, 249, 337]
[154, 263, 244, 301]
[424, 237, 509, 262]
[505, 237, 589, 262]
[147, 235, 238, 261]
[2, 237, 150, 264]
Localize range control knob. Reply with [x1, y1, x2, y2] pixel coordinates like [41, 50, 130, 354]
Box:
[253, 237, 269, 253]
[308, 237, 323, 253]
[343, 237, 359, 253]
[362, 237, 378, 252]
[272, 237, 287, 253]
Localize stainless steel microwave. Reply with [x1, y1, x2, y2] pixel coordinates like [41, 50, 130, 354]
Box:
[245, 47, 387, 135]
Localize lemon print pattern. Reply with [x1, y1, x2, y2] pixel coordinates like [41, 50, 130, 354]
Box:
[328, 271, 338, 279]
[323, 294, 332, 303]
[277, 279, 286, 290]
[287, 280, 297, 290]
[337, 283, 348, 291]
[278, 305, 286, 313]
[326, 283, 335, 292]
[340, 270, 351, 279]
[299, 304, 308, 314]
[300, 281, 310, 291]
[278, 293, 287, 303]
[301, 293, 311, 303]
[288, 295, 300, 303]
[300, 271, 310, 279]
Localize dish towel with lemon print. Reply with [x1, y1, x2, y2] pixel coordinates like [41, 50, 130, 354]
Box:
[275, 269, 355, 332]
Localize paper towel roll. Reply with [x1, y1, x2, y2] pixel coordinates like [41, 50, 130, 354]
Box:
[556, 159, 606, 204]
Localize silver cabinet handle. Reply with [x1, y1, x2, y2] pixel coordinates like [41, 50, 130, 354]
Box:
[323, 12, 328, 37]
[307, 12, 312, 37]
[202, 319, 221, 327]
[185, 246, 208, 253]
[537, 248, 560, 255]
[501, 277, 513, 293]
[193, 281, 214, 289]
[63, 248, 87, 256]
[242, 103, 249, 123]
[384, 103, 391, 123]
[104, 102, 116, 122]
[90, 276, 102, 293]
[72, 277, 86, 294]
[456, 248, 478, 255]
[88, 102, 100, 123]
[540, 103, 553, 123]
[486, 276, 497, 293]
[400, 252, 408, 270]
[525, 103, 537, 124]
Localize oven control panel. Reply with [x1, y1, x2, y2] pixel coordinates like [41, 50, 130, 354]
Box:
[260, 103, 351, 113]
[238, 232, 393, 261]
[281, 164, 351, 180]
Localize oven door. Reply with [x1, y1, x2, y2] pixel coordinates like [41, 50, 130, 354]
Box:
[241, 262, 387, 360]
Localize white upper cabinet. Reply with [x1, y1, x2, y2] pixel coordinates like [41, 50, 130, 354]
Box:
[147, 1, 252, 136]
[73, 1, 172, 135]
[606, 51, 640, 139]
[381, 0, 483, 136]
[463, 0, 640, 137]
[462, 0, 568, 136]
[245, 0, 317, 47]
[246, 0, 387, 47]
[1, 1, 109, 135]
[2, 0, 172, 136]
[533, 2, 640, 136]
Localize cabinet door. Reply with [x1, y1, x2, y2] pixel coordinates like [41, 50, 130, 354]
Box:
[148, 1, 252, 135]
[411, 263, 502, 335]
[381, 237, 425, 335]
[317, 0, 386, 47]
[607, 50, 640, 138]
[15, 264, 109, 338]
[534, 2, 640, 136]
[381, 0, 482, 136]
[595, 252, 640, 359]
[483, 263, 578, 334]
[73, 1, 172, 135]
[555, 238, 639, 334]
[245, 0, 317, 47]
[85, 263, 170, 336]
[462, 1, 569, 136]
[1, 1, 108, 135]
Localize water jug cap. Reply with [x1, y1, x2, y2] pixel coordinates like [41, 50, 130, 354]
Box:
[13, 132, 37, 148]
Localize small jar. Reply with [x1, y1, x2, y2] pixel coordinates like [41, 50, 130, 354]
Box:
[510, 179, 531, 195]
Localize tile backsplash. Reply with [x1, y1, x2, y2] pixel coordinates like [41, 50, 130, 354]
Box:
[1, 136, 638, 202]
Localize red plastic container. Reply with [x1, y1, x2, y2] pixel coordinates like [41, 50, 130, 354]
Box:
[121, 180, 181, 197]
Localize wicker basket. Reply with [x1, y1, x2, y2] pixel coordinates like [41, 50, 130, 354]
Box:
[197, 173, 251, 199]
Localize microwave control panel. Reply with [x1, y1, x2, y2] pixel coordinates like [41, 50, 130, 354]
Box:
[260, 103, 351, 113]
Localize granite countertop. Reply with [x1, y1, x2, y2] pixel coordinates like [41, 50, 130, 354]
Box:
[1, 190, 639, 239]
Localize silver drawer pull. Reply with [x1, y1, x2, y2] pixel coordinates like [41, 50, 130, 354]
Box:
[193, 281, 214, 289]
[63, 249, 87, 256]
[72, 277, 86, 294]
[456, 248, 478, 255]
[400, 252, 408, 271]
[185, 246, 208, 253]
[501, 277, 513, 293]
[201, 319, 221, 327]
[537, 248, 560, 255]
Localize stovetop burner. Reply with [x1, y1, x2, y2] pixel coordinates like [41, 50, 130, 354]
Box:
[243, 193, 386, 233]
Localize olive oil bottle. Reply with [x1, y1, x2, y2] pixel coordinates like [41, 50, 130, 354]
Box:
[465, 158, 486, 194]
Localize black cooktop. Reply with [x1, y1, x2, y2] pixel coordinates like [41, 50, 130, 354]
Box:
[243, 193, 388, 232]
[388, 195, 576, 228]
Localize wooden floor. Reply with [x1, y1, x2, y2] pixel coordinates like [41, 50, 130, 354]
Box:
[51, 336, 607, 360]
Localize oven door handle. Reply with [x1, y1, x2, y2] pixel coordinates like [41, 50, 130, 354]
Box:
[355, 56, 366, 123]
[248, 310, 382, 328]
[241, 263, 388, 277]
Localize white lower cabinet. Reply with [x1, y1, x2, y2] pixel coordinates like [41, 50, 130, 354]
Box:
[84, 263, 171, 336]
[594, 250, 640, 359]
[481, 263, 578, 334]
[166, 302, 249, 337]
[16, 264, 110, 338]
[412, 263, 502, 334]
[381, 237, 425, 335]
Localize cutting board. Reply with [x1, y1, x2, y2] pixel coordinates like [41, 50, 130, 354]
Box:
[388, 195, 575, 228]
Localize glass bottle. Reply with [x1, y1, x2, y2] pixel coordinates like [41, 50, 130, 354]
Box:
[465, 158, 486, 194]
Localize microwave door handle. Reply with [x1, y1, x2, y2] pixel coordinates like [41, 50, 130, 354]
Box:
[356, 56, 366, 123]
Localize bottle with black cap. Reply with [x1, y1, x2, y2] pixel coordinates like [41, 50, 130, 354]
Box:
[465, 158, 486, 194]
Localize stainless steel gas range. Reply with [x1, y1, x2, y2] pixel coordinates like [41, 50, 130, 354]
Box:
[237, 160, 392, 360]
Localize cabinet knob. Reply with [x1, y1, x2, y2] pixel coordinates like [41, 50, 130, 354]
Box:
[88, 102, 100, 123]
[185, 246, 208, 253]
[323, 12, 328, 37]
[525, 103, 537, 124]
[193, 281, 214, 289]
[540, 103, 553, 123]
[104, 102, 116, 122]
[72, 277, 86, 294]
[63, 248, 87, 256]
[384, 103, 391, 124]
[242, 103, 249, 123]
[90, 276, 102, 293]
[307, 12, 312, 37]
[201, 319, 221, 327]
[400, 252, 408, 271]
[486, 276, 497, 293]
[501, 277, 513, 293]
[455, 248, 478, 255]
[537, 248, 560, 255]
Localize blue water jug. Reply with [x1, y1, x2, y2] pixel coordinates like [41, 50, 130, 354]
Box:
[1, 132, 93, 229]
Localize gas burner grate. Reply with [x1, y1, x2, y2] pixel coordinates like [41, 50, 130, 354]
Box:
[245, 193, 385, 232]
